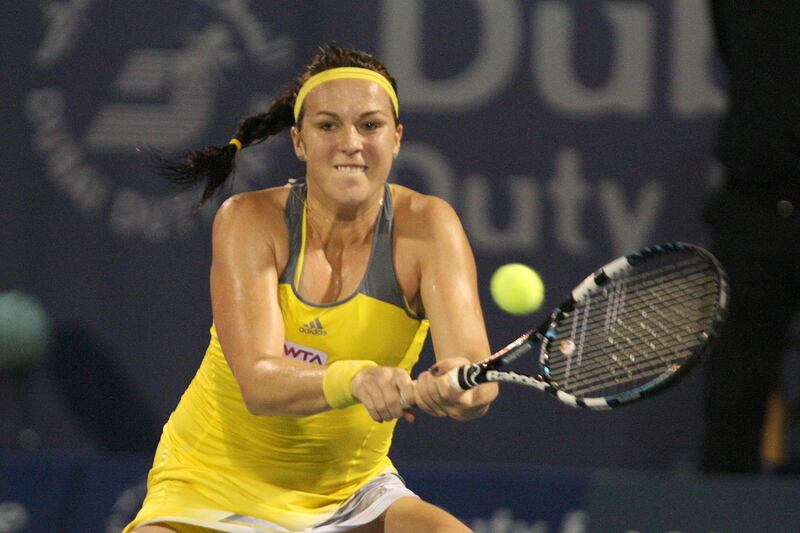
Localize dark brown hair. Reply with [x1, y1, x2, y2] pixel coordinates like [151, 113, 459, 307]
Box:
[157, 43, 398, 207]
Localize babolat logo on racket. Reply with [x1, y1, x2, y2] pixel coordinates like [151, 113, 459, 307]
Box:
[299, 318, 327, 336]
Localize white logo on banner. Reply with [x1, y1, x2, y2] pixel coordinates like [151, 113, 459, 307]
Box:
[26, 0, 722, 254]
[383, 0, 722, 257]
[470, 507, 589, 533]
[26, 0, 293, 242]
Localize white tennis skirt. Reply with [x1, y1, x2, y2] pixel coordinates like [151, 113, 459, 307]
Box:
[131, 471, 418, 533]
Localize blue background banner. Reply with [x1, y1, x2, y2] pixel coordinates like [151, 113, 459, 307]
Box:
[3, 0, 727, 472]
[3, 452, 800, 532]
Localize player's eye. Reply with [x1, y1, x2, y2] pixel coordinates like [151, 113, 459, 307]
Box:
[361, 121, 382, 131]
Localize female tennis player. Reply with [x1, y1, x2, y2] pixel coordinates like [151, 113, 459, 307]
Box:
[125, 44, 497, 533]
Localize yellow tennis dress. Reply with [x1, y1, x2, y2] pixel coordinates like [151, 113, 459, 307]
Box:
[125, 182, 430, 533]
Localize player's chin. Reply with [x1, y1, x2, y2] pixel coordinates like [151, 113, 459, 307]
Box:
[338, 177, 383, 204]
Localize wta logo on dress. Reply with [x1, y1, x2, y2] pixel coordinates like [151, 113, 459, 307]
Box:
[283, 341, 327, 365]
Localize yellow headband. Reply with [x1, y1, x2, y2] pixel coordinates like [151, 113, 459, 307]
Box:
[293, 67, 399, 122]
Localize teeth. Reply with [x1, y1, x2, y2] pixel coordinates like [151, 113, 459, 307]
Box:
[336, 165, 366, 173]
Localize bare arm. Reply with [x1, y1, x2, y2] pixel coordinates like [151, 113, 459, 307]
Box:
[211, 193, 329, 416]
[410, 196, 498, 420]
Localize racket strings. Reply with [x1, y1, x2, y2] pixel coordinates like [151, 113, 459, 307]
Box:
[557, 274, 716, 350]
[550, 272, 718, 350]
[544, 257, 720, 396]
[551, 318, 706, 397]
[568, 359, 691, 398]
[549, 309, 710, 397]
[604, 254, 711, 296]
[550, 303, 715, 395]
[556, 329, 698, 397]
[559, 261, 712, 347]
[564, 322, 707, 396]
[548, 268, 717, 362]
[547, 276, 716, 387]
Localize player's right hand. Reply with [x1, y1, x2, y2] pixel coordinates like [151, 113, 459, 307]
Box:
[350, 366, 416, 423]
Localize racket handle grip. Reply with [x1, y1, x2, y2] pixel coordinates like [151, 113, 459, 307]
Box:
[447, 364, 487, 391]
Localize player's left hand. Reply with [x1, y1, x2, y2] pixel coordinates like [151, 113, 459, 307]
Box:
[414, 357, 492, 420]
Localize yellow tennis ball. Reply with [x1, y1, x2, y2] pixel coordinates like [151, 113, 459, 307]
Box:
[490, 263, 545, 315]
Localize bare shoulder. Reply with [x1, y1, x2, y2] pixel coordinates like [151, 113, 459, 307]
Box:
[215, 186, 287, 221]
[214, 186, 289, 234]
[391, 184, 463, 241]
[212, 186, 292, 263]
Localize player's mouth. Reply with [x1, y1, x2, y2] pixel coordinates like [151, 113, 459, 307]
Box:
[334, 165, 367, 174]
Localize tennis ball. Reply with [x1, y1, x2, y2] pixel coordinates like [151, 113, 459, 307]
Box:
[490, 263, 545, 315]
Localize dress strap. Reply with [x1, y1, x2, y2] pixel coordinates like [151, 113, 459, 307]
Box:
[278, 181, 306, 285]
[360, 185, 407, 310]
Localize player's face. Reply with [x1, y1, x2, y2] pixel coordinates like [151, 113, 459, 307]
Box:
[291, 78, 402, 210]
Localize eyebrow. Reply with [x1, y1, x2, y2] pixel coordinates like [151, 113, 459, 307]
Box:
[311, 110, 387, 120]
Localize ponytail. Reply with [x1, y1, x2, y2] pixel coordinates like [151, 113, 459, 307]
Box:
[156, 86, 296, 208]
[156, 42, 396, 208]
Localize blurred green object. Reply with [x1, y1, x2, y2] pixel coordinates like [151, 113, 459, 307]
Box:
[0, 291, 52, 371]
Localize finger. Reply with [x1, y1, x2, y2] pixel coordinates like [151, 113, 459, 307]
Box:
[360, 390, 384, 423]
[426, 372, 454, 413]
[363, 381, 396, 422]
[414, 393, 442, 417]
[357, 368, 409, 422]
[434, 371, 462, 402]
[398, 379, 417, 409]
[382, 375, 413, 421]
[383, 373, 414, 419]
[374, 392, 394, 422]
[415, 373, 448, 417]
[428, 390, 449, 416]
[428, 360, 472, 404]
[351, 369, 381, 421]
[398, 382, 416, 422]
[410, 378, 438, 416]
[425, 369, 469, 417]
[398, 388, 412, 411]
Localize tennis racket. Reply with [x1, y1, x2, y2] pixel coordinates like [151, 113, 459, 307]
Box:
[449, 242, 728, 409]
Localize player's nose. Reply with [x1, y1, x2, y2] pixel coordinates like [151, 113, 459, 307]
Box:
[338, 125, 363, 154]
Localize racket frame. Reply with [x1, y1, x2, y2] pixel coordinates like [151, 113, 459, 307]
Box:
[448, 242, 729, 410]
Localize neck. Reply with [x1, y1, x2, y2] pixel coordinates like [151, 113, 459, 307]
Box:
[303, 187, 384, 246]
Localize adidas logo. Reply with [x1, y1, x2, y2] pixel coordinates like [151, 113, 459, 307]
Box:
[299, 317, 327, 336]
